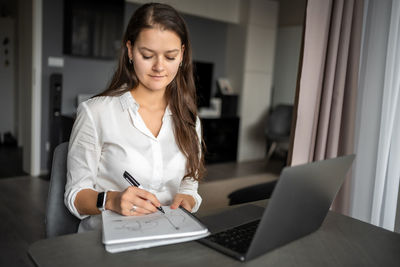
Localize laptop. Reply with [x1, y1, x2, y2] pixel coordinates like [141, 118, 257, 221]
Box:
[199, 155, 355, 261]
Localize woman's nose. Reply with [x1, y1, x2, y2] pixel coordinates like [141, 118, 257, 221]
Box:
[152, 58, 164, 72]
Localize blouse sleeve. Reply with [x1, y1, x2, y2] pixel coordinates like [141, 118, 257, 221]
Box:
[64, 102, 101, 219]
[178, 117, 202, 213]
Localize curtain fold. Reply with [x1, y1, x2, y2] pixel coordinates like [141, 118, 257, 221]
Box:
[290, 0, 333, 165]
[293, 0, 400, 230]
[333, 0, 364, 214]
[289, 0, 364, 215]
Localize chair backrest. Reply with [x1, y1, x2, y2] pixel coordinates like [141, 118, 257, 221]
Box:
[45, 142, 80, 238]
[265, 104, 293, 140]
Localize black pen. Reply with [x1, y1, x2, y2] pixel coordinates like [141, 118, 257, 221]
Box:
[123, 171, 165, 214]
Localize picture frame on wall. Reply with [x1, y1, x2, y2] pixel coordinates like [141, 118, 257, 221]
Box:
[63, 0, 124, 59]
[217, 78, 234, 95]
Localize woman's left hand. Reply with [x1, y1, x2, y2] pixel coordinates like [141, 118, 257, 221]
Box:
[170, 194, 196, 212]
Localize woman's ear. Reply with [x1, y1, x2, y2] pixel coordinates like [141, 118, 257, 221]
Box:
[126, 41, 133, 59]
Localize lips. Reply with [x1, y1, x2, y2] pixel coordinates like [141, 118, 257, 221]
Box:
[149, 75, 165, 79]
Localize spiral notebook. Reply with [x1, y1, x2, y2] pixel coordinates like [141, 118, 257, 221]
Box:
[102, 206, 209, 253]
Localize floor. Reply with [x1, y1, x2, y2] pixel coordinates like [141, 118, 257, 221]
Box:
[0, 176, 48, 267]
[0, 146, 285, 267]
[205, 156, 284, 182]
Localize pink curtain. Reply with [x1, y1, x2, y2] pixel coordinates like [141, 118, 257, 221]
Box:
[289, 0, 364, 215]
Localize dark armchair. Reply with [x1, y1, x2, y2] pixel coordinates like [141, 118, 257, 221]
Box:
[265, 104, 293, 160]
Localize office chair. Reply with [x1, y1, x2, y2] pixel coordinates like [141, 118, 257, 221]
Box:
[265, 104, 293, 160]
[45, 142, 80, 238]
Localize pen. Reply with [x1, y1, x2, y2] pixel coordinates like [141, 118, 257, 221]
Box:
[123, 171, 165, 214]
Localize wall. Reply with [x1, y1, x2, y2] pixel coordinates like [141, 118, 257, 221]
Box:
[127, 0, 241, 24]
[0, 0, 18, 140]
[232, 0, 279, 162]
[40, 0, 228, 172]
[40, 0, 116, 172]
[277, 0, 307, 27]
[272, 25, 303, 106]
[182, 14, 227, 97]
[0, 18, 15, 138]
[17, 0, 33, 173]
[271, 0, 306, 107]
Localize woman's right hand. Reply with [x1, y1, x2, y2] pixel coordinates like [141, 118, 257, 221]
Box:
[106, 187, 162, 216]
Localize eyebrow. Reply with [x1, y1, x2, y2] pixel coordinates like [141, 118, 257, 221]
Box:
[139, 47, 180, 53]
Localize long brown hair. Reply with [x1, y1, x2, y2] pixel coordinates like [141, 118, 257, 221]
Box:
[99, 3, 205, 181]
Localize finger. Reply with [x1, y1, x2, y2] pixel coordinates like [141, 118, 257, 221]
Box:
[120, 203, 153, 216]
[180, 199, 192, 212]
[124, 208, 142, 216]
[125, 187, 161, 211]
[129, 205, 152, 216]
[134, 188, 162, 209]
[170, 197, 182, 209]
[134, 198, 158, 213]
[121, 206, 141, 216]
[120, 194, 155, 214]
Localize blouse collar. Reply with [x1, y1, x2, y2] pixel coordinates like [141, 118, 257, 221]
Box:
[119, 91, 172, 116]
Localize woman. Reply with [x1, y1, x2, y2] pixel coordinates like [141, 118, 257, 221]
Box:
[64, 3, 205, 232]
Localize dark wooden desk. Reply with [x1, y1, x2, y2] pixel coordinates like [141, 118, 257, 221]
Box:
[28, 202, 400, 267]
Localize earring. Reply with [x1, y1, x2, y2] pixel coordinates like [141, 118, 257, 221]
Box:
[129, 58, 133, 64]
[179, 62, 182, 67]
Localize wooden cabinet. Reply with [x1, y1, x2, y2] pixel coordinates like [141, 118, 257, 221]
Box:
[201, 117, 240, 164]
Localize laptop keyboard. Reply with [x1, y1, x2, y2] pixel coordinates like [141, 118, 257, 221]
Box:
[204, 220, 260, 254]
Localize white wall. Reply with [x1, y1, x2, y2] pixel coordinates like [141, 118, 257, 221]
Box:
[225, 1, 248, 104]
[232, 0, 279, 162]
[31, 0, 43, 176]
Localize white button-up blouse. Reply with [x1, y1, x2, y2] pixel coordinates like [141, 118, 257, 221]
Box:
[64, 91, 202, 224]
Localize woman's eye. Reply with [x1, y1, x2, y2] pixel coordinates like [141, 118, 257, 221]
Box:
[166, 57, 175, 61]
[142, 55, 152, 59]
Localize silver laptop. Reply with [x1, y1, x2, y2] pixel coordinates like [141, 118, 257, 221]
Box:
[199, 155, 355, 261]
